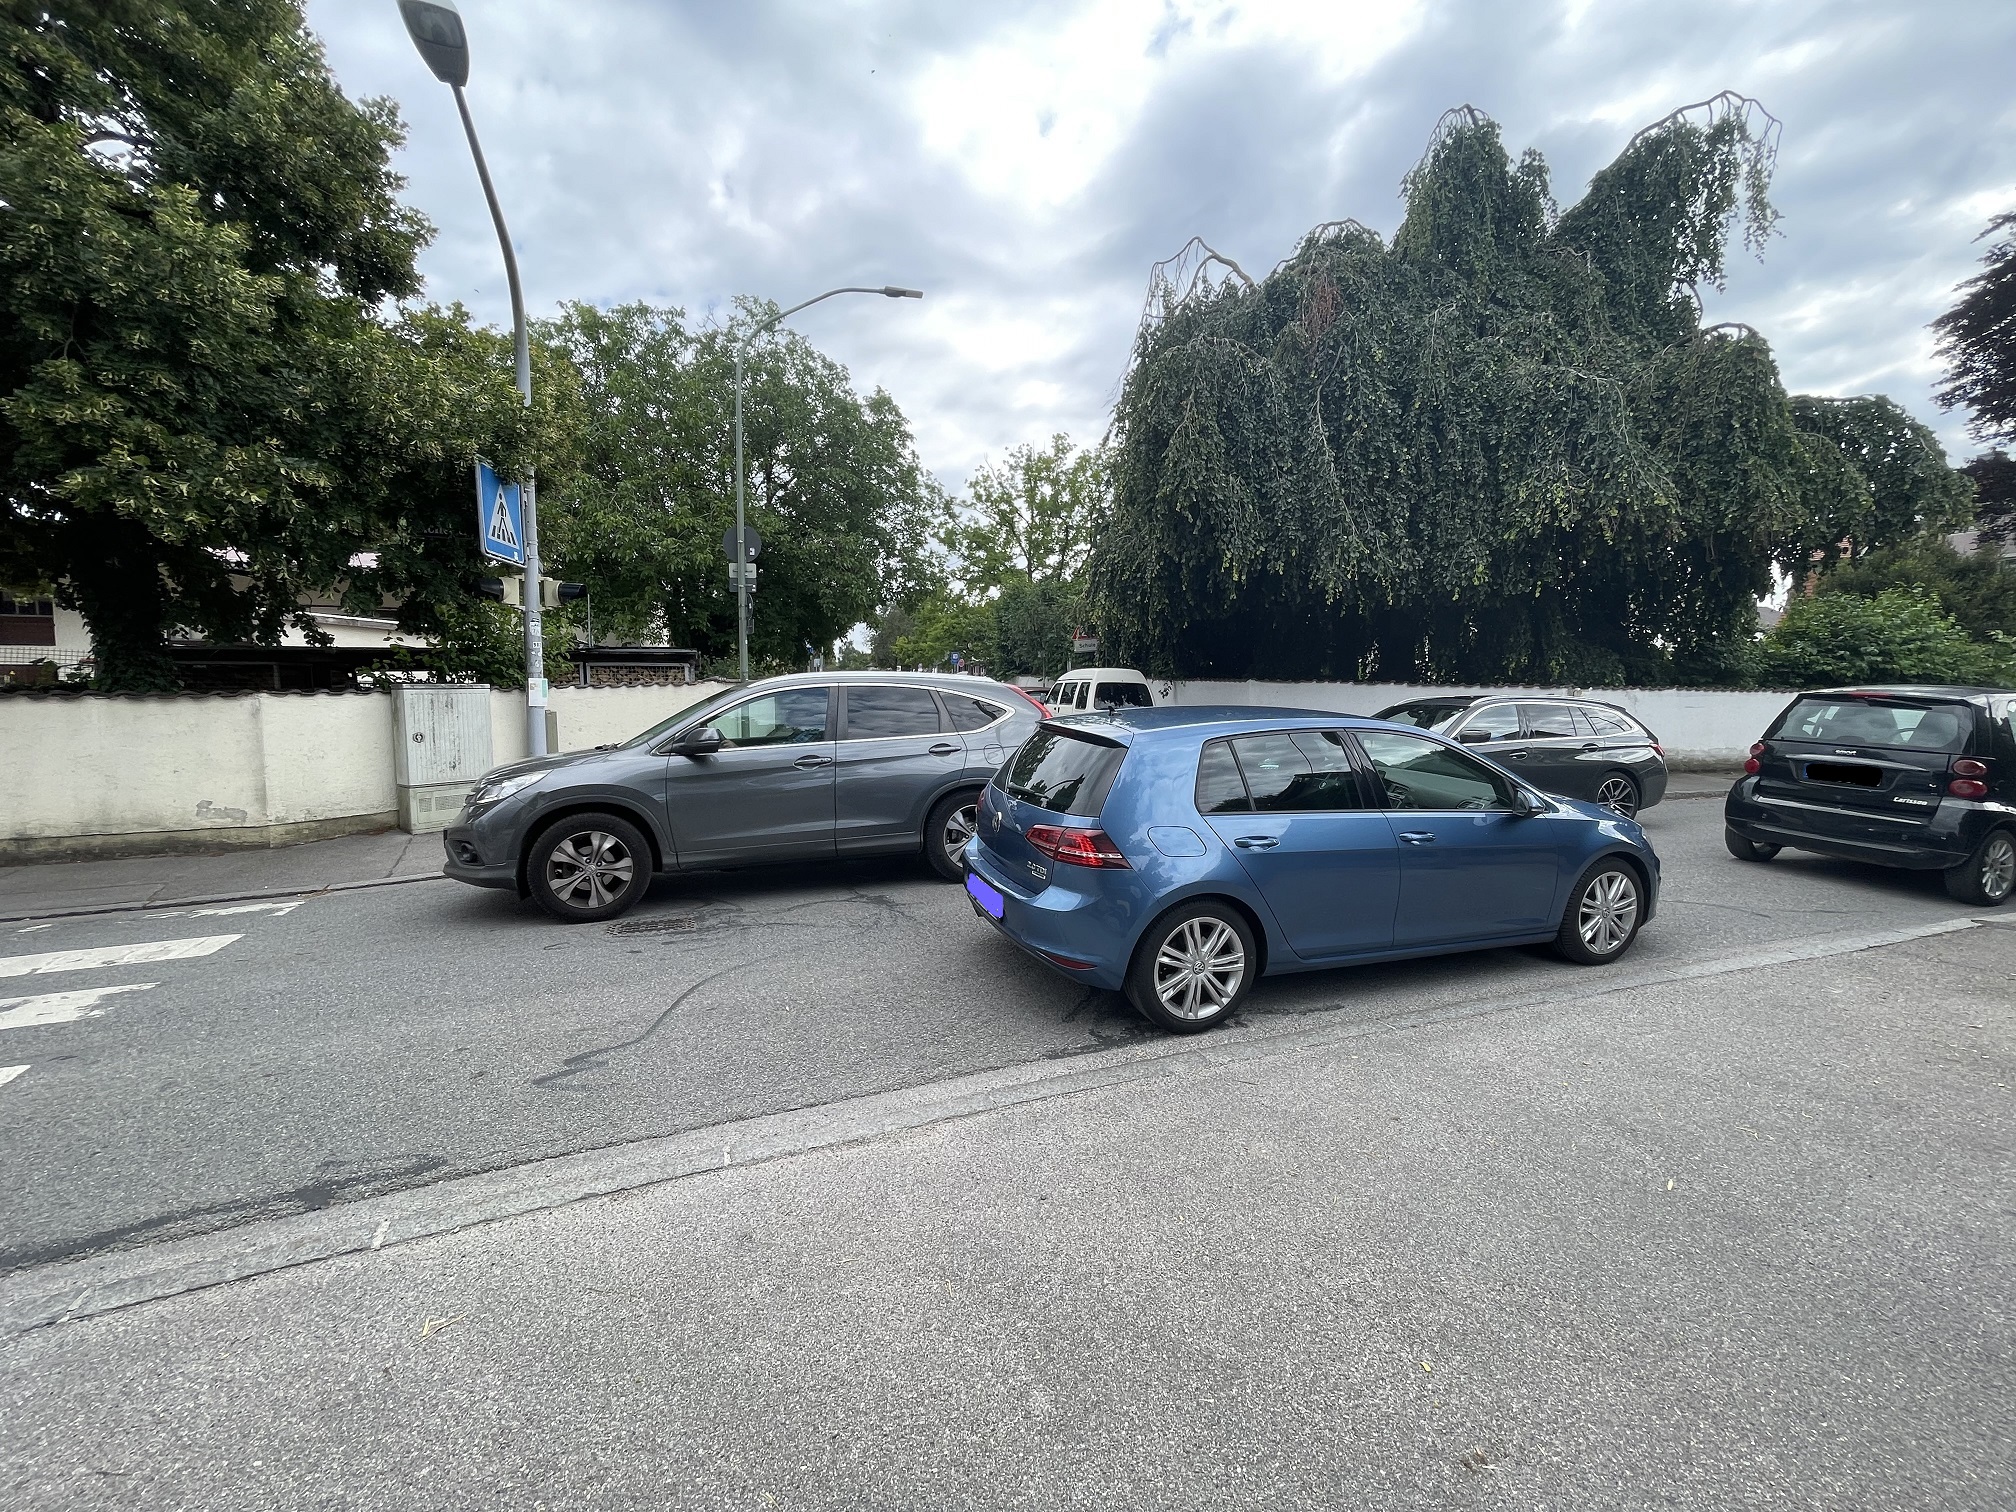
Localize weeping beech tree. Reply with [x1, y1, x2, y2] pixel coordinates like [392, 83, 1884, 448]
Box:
[1089, 96, 1968, 684]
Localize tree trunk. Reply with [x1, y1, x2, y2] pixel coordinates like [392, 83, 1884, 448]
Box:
[62, 513, 183, 692]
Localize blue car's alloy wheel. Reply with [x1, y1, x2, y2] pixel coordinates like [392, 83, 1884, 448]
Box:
[1553, 860, 1644, 965]
[1125, 902, 1256, 1033]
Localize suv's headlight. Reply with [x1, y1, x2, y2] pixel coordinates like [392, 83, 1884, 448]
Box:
[467, 772, 542, 809]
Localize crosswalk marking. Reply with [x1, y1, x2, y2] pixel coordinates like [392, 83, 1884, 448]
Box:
[0, 934, 241, 979]
[0, 983, 159, 1032]
[0, 1065, 26, 1090]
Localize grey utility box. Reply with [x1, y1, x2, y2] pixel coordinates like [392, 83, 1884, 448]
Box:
[392, 684, 495, 833]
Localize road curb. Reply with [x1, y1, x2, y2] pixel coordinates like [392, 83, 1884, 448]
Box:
[0, 869, 449, 926]
[0, 912, 1994, 1339]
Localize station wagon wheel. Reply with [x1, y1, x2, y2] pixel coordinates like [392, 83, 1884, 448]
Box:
[527, 811, 651, 923]
[1945, 828, 2016, 908]
[1125, 902, 1257, 1033]
[923, 789, 983, 882]
[1595, 774, 1639, 817]
[1553, 859, 1644, 965]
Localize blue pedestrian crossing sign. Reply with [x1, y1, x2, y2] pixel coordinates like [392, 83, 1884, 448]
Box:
[475, 457, 525, 566]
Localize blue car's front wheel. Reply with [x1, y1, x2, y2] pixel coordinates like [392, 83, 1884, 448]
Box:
[1125, 902, 1256, 1034]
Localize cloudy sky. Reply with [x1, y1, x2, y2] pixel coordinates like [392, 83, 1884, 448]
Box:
[309, 0, 2016, 495]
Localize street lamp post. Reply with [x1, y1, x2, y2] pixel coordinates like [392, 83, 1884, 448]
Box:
[733, 286, 922, 681]
[398, 0, 549, 756]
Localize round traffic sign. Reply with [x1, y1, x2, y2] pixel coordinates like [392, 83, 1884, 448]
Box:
[722, 526, 763, 561]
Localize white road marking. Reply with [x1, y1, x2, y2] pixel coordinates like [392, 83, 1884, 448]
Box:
[0, 1065, 27, 1090]
[0, 983, 159, 1032]
[0, 935, 240, 979]
[150, 900, 307, 920]
[15, 924, 52, 934]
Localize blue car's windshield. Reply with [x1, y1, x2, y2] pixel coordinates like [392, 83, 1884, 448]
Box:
[1000, 727, 1126, 815]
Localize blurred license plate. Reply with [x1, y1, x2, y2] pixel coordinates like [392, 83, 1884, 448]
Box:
[965, 873, 1005, 919]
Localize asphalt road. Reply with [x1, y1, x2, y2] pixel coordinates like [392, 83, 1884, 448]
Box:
[0, 794, 1995, 1274]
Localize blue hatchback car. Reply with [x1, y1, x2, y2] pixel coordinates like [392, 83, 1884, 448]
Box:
[962, 708, 1661, 1033]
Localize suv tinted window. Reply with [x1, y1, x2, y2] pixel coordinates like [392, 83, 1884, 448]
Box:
[713, 688, 831, 748]
[1583, 707, 1638, 738]
[1194, 739, 1250, 814]
[1375, 701, 1467, 731]
[1356, 730, 1519, 811]
[1774, 697, 1970, 753]
[1093, 681, 1153, 709]
[1000, 728, 1126, 815]
[1228, 731, 1366, 812]
[844, 685, 942, 738]
[1519, 702, 1580, 740]
[943, 694, 1007, 732]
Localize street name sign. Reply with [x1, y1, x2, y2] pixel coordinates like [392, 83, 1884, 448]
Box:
[475, 458, 526, 567]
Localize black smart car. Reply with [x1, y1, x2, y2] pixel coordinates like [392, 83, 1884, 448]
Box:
[1724, 685, 2016, 906]
[1372, 694, 1668, 817]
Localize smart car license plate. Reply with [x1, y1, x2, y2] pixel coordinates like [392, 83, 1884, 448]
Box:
[965, 873, 1005, 919]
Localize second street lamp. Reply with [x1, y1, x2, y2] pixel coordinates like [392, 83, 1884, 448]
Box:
[397, 0, 550, 756]
[733, 286, 922, 680]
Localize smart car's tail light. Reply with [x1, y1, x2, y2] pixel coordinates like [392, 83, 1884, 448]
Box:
[1948, 778, 1989, 799]
[1744, 740, 1765, 776]
[1953, 758, 1988, 778]
[1025, 824, 1130, 868]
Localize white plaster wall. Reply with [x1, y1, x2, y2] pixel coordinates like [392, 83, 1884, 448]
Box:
[0, 691, 390, 843]
[487, 681, 732, 766]
[1164, 680, 1800, 766]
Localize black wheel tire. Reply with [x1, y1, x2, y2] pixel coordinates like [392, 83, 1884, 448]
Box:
[1725, 827, 1781, 863]
[1943, 827, 2016, 907]
[1594, 772, 1640, 818]
[1124, 901, 1257, 1034]
[1553, 858, 1646, 966]
[924, 789, 983, 882]
[526, 811, 652, 923]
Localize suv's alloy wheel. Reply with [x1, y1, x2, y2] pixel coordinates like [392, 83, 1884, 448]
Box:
[924, 790, 981, 882]
[527, 811, 652, 922]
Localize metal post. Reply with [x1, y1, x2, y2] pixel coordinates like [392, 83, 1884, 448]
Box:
[733, 343, 749, 683]
[452, 84, 546, 756]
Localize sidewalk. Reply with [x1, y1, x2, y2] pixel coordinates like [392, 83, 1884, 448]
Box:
[0, 827, 444, 921]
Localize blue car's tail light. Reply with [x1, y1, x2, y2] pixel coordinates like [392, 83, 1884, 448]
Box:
[1027, 825, 1130, 868]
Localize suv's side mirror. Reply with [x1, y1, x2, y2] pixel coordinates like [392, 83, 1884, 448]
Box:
[668, 726, 725, 758]
[1456, 728, 1491, 745]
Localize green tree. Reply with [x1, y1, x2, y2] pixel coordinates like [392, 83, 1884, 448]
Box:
[1759, 587, 2014, 687]
[1815, 533, 2016, 645]
[1935, 211, 2016, 446]
[535, 300, 938, 671]
[1963, 449, 2015, 547]
[0, 1, 449, 689]
[1786, 395, 1973, 567]
[1088, 95, 1969, 685]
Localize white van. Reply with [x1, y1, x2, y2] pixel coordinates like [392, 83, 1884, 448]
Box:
[1046, 666, 1157, 713]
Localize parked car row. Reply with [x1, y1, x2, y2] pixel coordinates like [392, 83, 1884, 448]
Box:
[441, 672, 2012, 1034]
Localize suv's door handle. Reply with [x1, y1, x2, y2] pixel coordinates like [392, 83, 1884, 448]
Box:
[1398, 831, 1437, 844]
[1580, 742, 1599, 751]
[1504, 749, 1530, 760]
[792, 754, 834, 769]
[929, 743, 959, 756]
[1232, 835, 1279, 850]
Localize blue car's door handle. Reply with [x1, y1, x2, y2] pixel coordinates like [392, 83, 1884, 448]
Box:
[1398, 831, 1437, 844]
[1232, 835, 1279, 850]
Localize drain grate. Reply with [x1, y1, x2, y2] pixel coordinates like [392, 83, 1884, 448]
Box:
[606, 915, 699, 937]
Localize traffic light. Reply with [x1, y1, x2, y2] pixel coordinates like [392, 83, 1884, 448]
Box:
[540, 579, 587, 609]
[477, 574, 524, 607]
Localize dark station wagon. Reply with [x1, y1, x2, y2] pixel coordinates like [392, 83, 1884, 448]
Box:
[1724, 685, 2016, 906]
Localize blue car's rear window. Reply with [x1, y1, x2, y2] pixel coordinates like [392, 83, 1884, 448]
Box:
[1000, 727, 1126, 815]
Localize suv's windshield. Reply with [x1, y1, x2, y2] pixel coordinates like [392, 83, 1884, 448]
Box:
[1773, 697, 1971, 753]
[1374, 701, 1468, 731]
[620, 686, 744, 750]
[999, 728, 1127, 815]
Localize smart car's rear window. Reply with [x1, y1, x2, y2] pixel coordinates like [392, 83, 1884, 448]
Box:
[1773, 698, 1971, 752]
[1000, 727, 1126, 815]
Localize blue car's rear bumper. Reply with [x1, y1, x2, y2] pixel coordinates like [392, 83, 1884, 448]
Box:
[962, 840, 1133, 990]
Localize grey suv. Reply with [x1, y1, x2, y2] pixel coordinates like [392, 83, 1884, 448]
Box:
[442, 672, 1046, 921]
